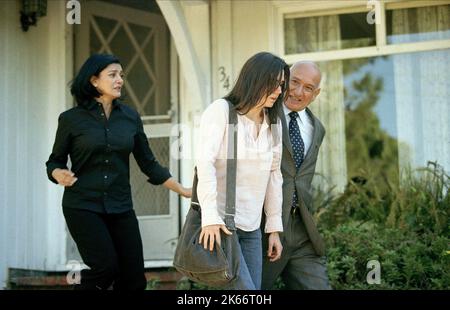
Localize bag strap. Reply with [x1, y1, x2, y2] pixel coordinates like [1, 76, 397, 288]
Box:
[224, 100, 238, 231]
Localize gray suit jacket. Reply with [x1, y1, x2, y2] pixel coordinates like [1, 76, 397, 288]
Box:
[279, 105, 326, 256]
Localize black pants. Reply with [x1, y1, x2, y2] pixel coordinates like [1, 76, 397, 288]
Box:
[63, 208, 147, 290]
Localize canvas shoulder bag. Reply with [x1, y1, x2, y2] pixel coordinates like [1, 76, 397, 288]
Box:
[173, 100, 240, 287]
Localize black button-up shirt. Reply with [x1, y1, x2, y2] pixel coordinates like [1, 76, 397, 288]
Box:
[46, 99, 172, 214]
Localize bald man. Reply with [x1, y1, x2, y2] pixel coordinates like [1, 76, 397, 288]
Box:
[262, 61, 331, 290]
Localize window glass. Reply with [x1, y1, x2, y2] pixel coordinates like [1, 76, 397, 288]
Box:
[284, 12, 376, 54]
[314, 50, 449, 190]
[387, 5, 450, 44]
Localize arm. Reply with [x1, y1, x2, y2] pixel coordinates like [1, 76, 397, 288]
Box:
[265, 165, 284, 262]
[133, 112, 172, 185]
[133, 112, 191, 197]
[264, 122, 284, 261]
[196, 100, 231, 251]
[264, 170, 283, 232]
[45, 113, 77, 186]
[196, 101, 228, 227]
[162, 177, 191, 198]
[264, 123, 284, 234]
[267, 232, 282, 262]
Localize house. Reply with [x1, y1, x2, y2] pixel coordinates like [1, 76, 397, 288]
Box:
[0, 0, 448, 289]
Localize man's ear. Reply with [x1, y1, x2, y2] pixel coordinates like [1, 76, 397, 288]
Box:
[312, 88, 321, 101]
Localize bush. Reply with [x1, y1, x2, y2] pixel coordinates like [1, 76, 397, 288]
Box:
[316, 163, 449, 289]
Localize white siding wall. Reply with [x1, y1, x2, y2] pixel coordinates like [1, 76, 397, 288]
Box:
[175, 1, 212, 221]
[231, 1, 272, 75]
[0, 0, 72, 288]
[211, 0, 273, 100]
[181, 1, 212, 108]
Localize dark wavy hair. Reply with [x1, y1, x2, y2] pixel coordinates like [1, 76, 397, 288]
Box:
[70, 54, 121, 107]
[224, 52, 290, 124]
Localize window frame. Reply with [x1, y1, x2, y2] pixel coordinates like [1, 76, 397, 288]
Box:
[273, 0, 450, 63]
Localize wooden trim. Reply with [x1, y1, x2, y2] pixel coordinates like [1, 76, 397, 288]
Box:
[75, 0, 90, 72]
[284, 40, 450, 63]
[157, 0, 207, 108]
[211, 0, 233, 100]
[273, 0, 450, 12]
[87, 0, 165, 27]
[376, 0, 387, 47]
[141, 115, 172, 121]
[386, 0, 450, 10]
[284, 5, 370, 19]
[276, 4, 285, 57]
[181, 0, 209, 6]
[267, 0, 276, 52]
[272, 0, 368, 13]
[274, 0, 450, 61]
[170, 36, 179, 122]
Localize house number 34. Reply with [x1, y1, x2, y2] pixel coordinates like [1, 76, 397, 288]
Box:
[218, 66, 230, 91]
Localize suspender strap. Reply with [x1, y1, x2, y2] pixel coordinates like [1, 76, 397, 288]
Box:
[224, 100, 238, 231]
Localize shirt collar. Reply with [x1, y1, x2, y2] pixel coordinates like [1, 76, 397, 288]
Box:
[84, 99, 97, 110]
[84, 98, 121, 111]
[283, 103, 307, 124]
[239, 109, 270, 129]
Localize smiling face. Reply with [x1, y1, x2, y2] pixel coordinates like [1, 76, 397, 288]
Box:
[285, 62, 321, 112]
[90, 63, 124, 101]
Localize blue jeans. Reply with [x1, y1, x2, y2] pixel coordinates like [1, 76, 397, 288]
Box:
[226, 228, 262, 290]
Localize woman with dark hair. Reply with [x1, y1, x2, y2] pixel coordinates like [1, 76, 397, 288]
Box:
[46, 54, 191, 290]
[197, 52, 289, 289]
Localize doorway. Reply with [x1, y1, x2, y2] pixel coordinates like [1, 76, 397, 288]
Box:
[71, 0, 180, 263]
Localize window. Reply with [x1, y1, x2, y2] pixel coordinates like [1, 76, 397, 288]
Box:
[319, 50, 449, 190]
[284, 12, 376, 54]
[387, 4, 450, 44]
[279, 1, 450, 191]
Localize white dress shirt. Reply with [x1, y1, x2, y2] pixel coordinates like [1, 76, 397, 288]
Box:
[196, 99, 283, 233]
[283, 104, 314, 155]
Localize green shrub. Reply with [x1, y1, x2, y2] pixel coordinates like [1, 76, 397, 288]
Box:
[316, 163, 449, 289]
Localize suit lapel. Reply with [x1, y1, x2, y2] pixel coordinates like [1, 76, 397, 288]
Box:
[278, 104, 293, 158]
[302, 108, 320, 165]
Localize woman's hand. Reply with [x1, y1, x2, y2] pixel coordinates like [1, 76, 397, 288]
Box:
[51, 168, 78, 187]
[163, 177, 192, 198]
[180, 187, 192, 199]
[267, 232, 283, 262]
[199, 224, 232, 251]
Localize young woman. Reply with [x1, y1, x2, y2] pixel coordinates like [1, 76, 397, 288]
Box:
[46, 54, 191, 290]
[196, 52, 289, 289]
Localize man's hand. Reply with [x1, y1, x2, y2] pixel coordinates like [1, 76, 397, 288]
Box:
[267, 232, 283, 262]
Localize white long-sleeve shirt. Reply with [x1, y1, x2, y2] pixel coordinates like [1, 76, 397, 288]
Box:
[196, 99, 283, 233]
